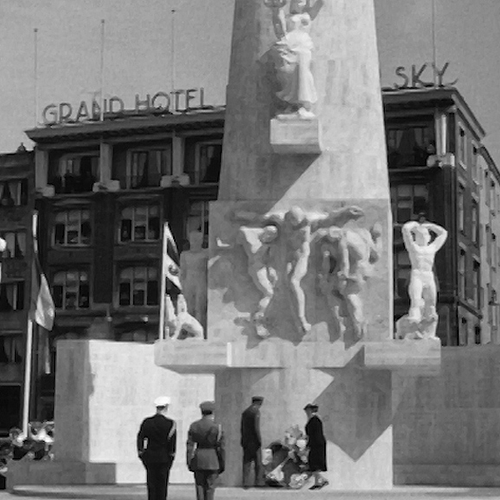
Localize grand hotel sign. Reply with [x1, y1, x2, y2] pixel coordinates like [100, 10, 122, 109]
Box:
[42, 87, 209, 125]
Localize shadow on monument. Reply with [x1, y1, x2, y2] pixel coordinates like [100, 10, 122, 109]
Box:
[314, 351, 392, 462]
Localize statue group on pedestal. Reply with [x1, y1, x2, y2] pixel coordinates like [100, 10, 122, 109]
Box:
[165, 231, 208, 340]
[218, 205, 381, 340]
[265, 0, 323, 119]
[396, 220, 448, 340]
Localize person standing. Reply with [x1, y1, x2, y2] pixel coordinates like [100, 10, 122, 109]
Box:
[187, 401, 225, 500]
[304, 403, 328, 490]
[137, 396, 176, 500]
[240, 396, 264, 488]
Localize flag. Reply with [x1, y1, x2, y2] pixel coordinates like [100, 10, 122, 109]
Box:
[163, 223, 182, 291]
[30, 212, 55, 331]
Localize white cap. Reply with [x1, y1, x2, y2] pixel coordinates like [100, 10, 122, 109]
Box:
[154, 396, 171, 407]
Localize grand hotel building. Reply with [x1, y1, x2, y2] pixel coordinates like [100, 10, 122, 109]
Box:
[1, 86, 499, 429]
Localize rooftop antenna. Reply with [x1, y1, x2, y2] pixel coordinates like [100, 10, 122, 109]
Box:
[431, 0, 438, 86]
[171, 8, 176, 90]
[99, 19, 106, 120]
[33, 28, 39, 127]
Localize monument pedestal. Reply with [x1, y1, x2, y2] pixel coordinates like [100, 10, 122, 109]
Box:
[155, 338, 440, 489]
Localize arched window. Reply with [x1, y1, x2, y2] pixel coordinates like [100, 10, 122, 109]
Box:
[118, 266, 158, 306]
[52, 270, 90, 310]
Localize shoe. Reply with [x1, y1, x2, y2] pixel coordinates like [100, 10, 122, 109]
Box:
[317, 481, 329, 489]
[309, 485, 319, 490]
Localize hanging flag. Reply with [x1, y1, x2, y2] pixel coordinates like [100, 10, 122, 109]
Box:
[163, 223, 182, 291]
[30, 212, 55, 331]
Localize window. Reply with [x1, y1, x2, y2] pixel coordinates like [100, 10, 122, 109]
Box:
[486, 225, 491, 263]
[457, 185, 465, 233]
[0, 334, 23, 364]
[127, 147, 172, 189]
[118, 266, 158, 306]
[458, 126, 466, 165]
[0, 179, 28, 207]
[386, 124, 434, 168]
[187, 201, 210, 246]
[472, 260, 480, 307]
[0, 282, 25, 311]
[0, 231, 26, 258]
[394, 248, 411, 299]
[119, 205, 160, 243]
[0, 385, 22, 435]
[459, 318, 468, 346]
[458, 249, 466, 299]
[491, 180, 496, 213]
[54, 154, 99, 194]
[189, 141, 223, 184]
[472, 144, 479, 181]
[485, 170, 490, 205]
[54, 210, 91, 246]
[390, 184, 429, 224]
[52, 270, 90, 310]
[474, 325, 481, 345]
[471, 201, 478, 244]
[492, 234, 497, 269]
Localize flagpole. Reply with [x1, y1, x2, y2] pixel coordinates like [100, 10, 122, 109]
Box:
[159, 222, 169, 340]
[171, 9, 176, 90]
[33, 28, 39, 127]
[22, 212, 39, 434]
[22, 320, 34, 433]
[431, 0, 437, 86]
[99, 19, 106, 120]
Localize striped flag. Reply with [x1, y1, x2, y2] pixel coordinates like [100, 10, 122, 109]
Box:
[30, 212, 55, 331]
[163, 223, 182, 291]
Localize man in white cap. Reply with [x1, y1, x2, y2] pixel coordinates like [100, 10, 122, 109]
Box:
[137, 396, 177, 500]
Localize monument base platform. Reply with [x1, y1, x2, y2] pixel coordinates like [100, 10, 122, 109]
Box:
[155, 338, 441, 489]
[7, 460, 145, 486]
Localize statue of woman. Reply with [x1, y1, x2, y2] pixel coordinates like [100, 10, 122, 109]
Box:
[266, 0, 323, 119]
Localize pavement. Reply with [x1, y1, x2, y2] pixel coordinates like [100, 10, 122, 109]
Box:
[2, 485, 500, 500]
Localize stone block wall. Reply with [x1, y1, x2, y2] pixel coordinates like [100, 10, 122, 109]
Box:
[393, 345, 500, 486]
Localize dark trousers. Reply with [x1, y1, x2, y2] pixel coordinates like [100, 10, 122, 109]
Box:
[193, 470, 218, 500]
[144, 462, 171, 500]
[242, 447, 263, 487]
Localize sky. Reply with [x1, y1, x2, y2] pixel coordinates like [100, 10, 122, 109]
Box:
[1, 0, 499, 162]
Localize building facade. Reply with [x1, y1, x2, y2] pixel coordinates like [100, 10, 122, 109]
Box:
[477, 146, 500, 345]
[384, 87, 486, 346]
[0, 149, 35, 436]
[1, 86, 497, 426]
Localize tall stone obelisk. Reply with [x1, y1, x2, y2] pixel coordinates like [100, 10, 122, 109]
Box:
[211, 0, 392, 489]
[156, 0, 440, 490]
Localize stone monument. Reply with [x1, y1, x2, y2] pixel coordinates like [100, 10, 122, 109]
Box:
[396, 221, 448, 340]
[155, 0, 441, 490]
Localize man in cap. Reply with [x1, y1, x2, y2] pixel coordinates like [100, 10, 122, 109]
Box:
[304, 403, 328, 490]
[137, 396, 176, 500]
[186, 401, 225, 500]
[240, 396, 264, 488]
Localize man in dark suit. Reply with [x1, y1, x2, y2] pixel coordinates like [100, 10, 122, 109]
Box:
[137, 396, 177, 500]
[240, 396, 264, 488]
[304, 403, 329, 490]
[186, 401, 225, 500]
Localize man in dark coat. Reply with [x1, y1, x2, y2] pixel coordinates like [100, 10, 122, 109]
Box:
[187, 401, 225, 500]
[304, 403, 328, 490]
[137, 396, 177, 500]
[240, 396, 264, 488]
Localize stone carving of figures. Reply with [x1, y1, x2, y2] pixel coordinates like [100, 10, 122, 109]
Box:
[396, 221, 448, 340]
[265, 0, 323, 119]
[180, 230, 209, 328]
[314, 223, 382, 340]
[165, 294, 204, 340]
[217, 226, 279, 338]
[234, 205, 364, 335]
